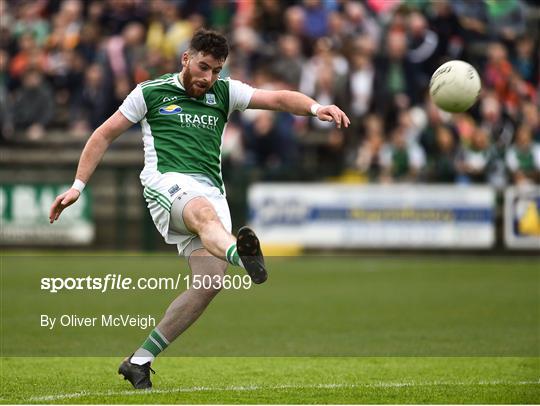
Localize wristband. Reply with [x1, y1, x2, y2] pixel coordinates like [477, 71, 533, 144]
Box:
[71, 179, 86, 193]
[310, 103, 322, 116]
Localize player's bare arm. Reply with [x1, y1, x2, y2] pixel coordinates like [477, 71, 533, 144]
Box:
[49, 111, 133, 223]
[248, 89, 351, 128]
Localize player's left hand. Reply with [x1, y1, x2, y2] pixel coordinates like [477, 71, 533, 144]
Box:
[49, 188, 80, 224]
[316, 105, 351, 129]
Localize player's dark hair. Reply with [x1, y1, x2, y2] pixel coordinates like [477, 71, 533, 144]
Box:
[189, 29, 229, 61]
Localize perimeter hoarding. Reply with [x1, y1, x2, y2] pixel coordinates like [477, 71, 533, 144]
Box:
[0, 183, 94, 245]
[504, 186, 540, 250]
[248, 184, 495, 249]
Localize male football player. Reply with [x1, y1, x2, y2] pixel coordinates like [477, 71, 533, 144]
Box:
[49, 29, 350, 389]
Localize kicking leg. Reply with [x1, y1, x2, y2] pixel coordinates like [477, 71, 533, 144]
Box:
[119, 249, 227, 389]
[156, 249, 227, 342]
[182, 197, 235, 261]
[182, 197, 267, 284]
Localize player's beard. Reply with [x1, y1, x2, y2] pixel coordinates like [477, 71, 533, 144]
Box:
[182, 64, 209, 98]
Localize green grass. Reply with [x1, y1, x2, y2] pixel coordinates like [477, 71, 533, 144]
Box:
[1, 254, 539, 403]
[1, 357, 539, 404]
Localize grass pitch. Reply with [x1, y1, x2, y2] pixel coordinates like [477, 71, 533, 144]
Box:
[2, 357, 539, 404]
[1, 254, 539, 403]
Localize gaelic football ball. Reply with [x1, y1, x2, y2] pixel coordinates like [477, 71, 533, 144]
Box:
[429, 60, 481, 113]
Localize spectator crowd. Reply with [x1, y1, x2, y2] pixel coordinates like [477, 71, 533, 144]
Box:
[1, 0, 539, 187]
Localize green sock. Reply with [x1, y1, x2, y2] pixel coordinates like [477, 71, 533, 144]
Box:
[225, 243, 243, 267]
[141, 328, 169, 357]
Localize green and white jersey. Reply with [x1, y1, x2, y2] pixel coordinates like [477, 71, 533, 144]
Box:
[505, 143, 540, 172]
[119, 73, 255, 193]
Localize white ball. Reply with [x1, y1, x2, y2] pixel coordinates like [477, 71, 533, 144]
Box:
[429, 60, 481, 113]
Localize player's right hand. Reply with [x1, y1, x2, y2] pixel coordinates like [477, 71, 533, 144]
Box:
[315, 105, 350, 129]
[49, 189, 80, 224]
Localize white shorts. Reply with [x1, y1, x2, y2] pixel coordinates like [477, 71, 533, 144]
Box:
[142, 172, 231, 257]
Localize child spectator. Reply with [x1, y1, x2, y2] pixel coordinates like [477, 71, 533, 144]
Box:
[354, 115, 385, 182]
[380, 126, 426, 183]
[456, 127, 497, 184]
[428, 125, 458, 183]
[505, 124, 540, 185]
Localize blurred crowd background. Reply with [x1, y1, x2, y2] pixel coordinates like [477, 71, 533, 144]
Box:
[1, 0, 539, 188]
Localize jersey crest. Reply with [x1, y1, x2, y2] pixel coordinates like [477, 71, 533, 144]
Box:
[205, 93, 217, 105]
